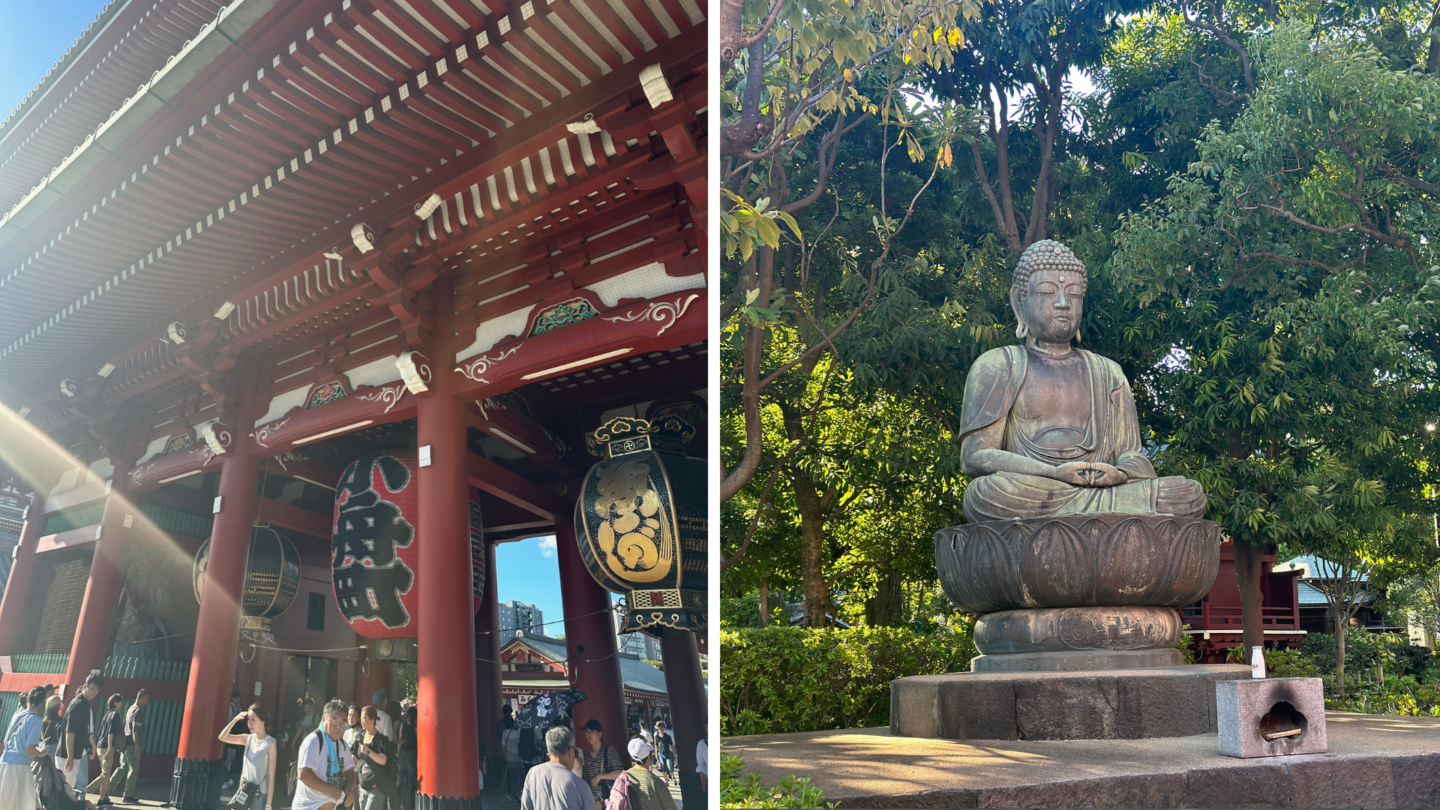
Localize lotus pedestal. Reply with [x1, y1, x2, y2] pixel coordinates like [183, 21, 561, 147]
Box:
[892, 513, 1249, 740]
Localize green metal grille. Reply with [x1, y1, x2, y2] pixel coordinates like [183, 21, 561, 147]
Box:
[138, 502, 213, 538]
[11, 653, 69, 674]
[144, 699, 184, 757]
[0, 692, 19, 724]
[102, 656, 190, 682]
[41, 500, 105, 535]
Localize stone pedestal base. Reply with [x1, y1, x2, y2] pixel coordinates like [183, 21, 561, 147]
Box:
[972, 648, 1183, 672]
[891, 665, 1250, 741]
[1217, 677, 1327, 758]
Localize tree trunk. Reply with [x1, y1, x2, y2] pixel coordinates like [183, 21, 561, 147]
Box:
[1335, 619, 1347, 696]
[1234, 542, 1266, 655]
[790, 463, 829, 626]
[757, 579, 769, 628]
[865, 569, 905, 627]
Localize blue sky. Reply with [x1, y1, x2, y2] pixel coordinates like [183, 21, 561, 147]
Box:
[494, 534, 622, 637]
[0, 0, 109, 122]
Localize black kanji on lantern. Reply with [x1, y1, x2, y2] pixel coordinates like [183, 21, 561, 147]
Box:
[332, 452, 415, 628]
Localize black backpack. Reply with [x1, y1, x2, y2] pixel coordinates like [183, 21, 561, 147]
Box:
[517, 727, 536, 762]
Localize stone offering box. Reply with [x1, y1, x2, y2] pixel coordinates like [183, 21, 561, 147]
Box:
[1217, 677, 1327, 758]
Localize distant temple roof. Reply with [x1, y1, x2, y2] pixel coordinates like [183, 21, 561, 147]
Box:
[506, 633, 668, 695]
[1276, 556, 1370, 583]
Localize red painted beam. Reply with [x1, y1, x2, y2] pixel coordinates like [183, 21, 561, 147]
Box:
[465, 451, 566, 522]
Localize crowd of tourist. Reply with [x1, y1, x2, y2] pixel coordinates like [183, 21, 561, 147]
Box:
[0, 678, 707, 810]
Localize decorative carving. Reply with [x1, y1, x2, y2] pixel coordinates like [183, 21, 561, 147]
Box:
[59, 379, 77, 398]
[974, 606, 1182, 655]
[305, 380, 348, 409]
[639, 64, 673, 108]
[531, 298, 599, 336]
[356, 382, 406, 414]
[457, 346, 520, 384]
[396, 351, 433, 396]
[251, 417, 291, 450]
[167, 322, 188, 344]
[935, 514, 1222, 615]
[602, 293, 699, 336]
[162, 432, 193, 456]
[199, 422, 233, 456]
[351, 222, 376, 253]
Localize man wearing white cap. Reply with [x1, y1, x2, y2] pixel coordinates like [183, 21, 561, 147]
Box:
[624, 738, 676, 810]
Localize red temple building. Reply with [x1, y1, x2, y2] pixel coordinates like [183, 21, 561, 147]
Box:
[1181, 542, 1305, 663]
[0, 0, 708, 807]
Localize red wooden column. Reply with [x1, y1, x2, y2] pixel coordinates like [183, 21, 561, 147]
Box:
[63, 463, 135, 699]
[0, 492, 45, 654]
[660, 630, 706, 810]
[555, 519, 629, 764]
[415, 272, 482, 809]
[170, 377, 261, 809]
[475, 536, 504, 791]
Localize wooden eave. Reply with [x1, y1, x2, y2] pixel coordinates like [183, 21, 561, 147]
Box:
[0, 0, 705, 406]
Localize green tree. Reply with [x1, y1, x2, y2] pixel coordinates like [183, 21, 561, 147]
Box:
[1108, 22, 1440, 653]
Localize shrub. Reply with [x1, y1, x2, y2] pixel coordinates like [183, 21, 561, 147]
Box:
[720, 749, 834, 809]
[721, 626, 977, 735]
[722, 595, 761, 629]
[1266, 647, 1319, 678]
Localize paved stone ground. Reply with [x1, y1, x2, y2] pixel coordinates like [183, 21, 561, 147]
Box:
[100, 769, 684, 809]
[725, 712, 1440, 808]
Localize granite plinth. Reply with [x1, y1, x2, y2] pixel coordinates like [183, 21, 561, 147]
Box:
[725, 712, 1440, 808]
[1218, 677, 1328, 759]
[971, 647, 1184, 672]
[891, 665, 1250, 740]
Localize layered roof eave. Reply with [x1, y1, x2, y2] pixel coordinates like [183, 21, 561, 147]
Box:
[0, 0, 132, 144]
[0, 0, 284, 248]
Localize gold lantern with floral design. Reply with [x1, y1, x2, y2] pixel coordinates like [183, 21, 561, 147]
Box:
[574, 412, 706, 635]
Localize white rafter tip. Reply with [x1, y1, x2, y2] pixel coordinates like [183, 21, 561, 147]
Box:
[566, 114, 601, 135]
[213, 301, 237, 320]
[396, 351, 432, 396]
[639, 64, 673, 108]
[166, 322, 188, 344]
[322, 249, 344, 261]
[97, 363, 116, 378]
[351, 222, 376, 253]
[60, 379, 78, 398]
[414, 192, 443, 220]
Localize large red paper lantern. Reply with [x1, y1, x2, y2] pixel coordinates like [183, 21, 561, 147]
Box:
[331, 449, 486, 643]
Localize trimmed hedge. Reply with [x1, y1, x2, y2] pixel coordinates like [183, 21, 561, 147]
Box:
[721, 626, 977, 736]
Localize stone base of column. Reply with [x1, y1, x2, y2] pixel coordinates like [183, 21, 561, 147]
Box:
[417, 793, 485, 810]
[169, 757, 226, 810]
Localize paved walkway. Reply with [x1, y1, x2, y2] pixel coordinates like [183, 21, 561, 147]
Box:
[725, 712, 1440, 808]
[100, 771, 685, 809]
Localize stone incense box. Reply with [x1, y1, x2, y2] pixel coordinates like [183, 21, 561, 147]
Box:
[1216, 676, 1327, 758]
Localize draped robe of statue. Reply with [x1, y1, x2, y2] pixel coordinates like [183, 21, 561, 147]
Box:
[960, 344, 1206, 523]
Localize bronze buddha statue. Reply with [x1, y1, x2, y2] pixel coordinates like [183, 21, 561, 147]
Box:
[959, 240, 1205, 523]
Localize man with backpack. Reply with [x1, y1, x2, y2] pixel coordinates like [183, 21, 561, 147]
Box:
[619, 739, 674, 810]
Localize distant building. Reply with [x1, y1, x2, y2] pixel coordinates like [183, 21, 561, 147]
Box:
[0, 478, 30, 605]
[501, 634, 671, 731]
[613, 601, 661, 660]
[499, 600, 544, 645]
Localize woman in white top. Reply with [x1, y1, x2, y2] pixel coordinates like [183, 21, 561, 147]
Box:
[218, 702, 277, 810]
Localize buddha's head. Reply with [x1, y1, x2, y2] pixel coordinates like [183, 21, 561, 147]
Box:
[1011, 240, 1087, 344]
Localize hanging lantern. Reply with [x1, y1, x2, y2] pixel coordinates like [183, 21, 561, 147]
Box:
[330, 449, 486, 660]
[193, 523, 301, 644]
[574, 412, 706, 636]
